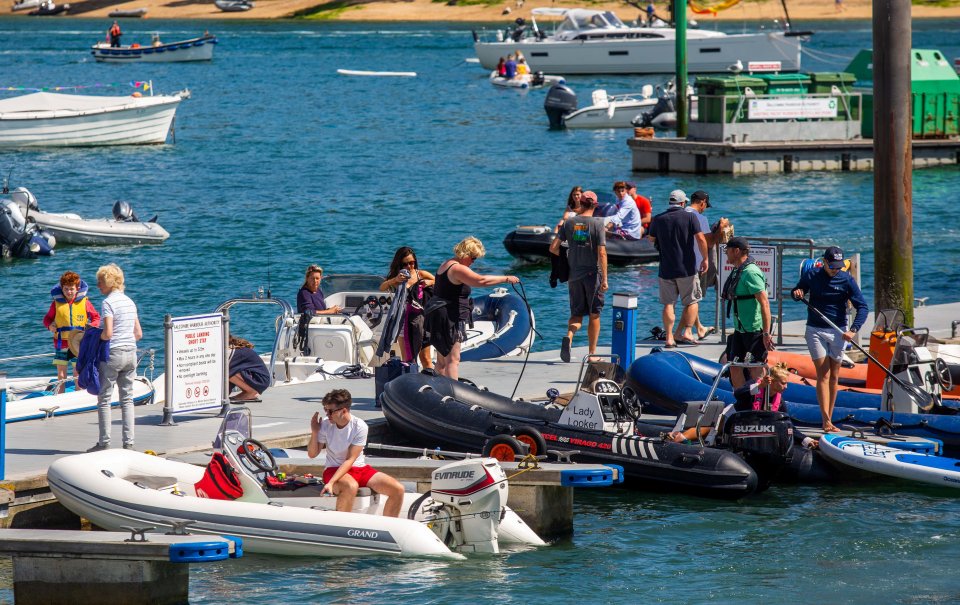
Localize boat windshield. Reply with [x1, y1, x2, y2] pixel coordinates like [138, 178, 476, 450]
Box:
[321, 274, 384, 294]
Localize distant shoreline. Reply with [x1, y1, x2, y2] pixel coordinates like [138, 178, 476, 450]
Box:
[4, 0, 960, 22]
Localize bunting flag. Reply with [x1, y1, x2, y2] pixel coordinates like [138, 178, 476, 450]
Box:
[0, 81, 151, 93]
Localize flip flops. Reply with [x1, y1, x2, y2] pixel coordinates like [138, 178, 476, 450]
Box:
[676, 337, 699, 347]
[230, 396, 262, 403]
[698, 327, 717, 341]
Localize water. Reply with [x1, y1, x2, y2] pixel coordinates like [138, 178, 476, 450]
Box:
[0, 17, 959, 603]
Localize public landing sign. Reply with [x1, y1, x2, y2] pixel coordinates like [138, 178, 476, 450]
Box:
[166, 313, 226, 414]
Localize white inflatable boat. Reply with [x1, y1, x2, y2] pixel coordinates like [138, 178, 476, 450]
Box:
[489, 71, 565, 90]
[10, 187, 169, 246]
[48, 411, 544, 557]
[5, 374, 154, 422]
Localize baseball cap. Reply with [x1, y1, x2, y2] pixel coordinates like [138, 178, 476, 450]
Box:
[691, 190, 711, 208]
[823, 246, 845, 269]
[668, 189, 687, 205]
[581, 190, 598, 206]
[726, 237, 750, 252]
[625, 181, 637, 190]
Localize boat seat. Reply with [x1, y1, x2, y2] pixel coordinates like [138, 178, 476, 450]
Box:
[670, 401, 728, 444]
[591, 89, 609, 108]
[125, 475, 179, 490]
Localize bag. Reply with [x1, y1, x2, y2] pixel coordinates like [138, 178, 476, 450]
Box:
[294, 312, 312, 355]
[375, 355, 418, 404]
[194, 452, 244, 500]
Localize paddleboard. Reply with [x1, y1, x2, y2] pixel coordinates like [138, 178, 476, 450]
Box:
[819, 434, 960, 489]
[337, 69, 417, 77]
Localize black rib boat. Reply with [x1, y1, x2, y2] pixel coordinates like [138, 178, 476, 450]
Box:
[503, 225, 659, 266]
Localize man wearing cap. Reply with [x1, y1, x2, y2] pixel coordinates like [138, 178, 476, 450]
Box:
[604, 181, 643, 240]
[626, 181, 653, 230]
[686, 190, 729, 340]
[550, 190, 608, 362]
[720, 237, 772, 388]
[646, 189, 707, 347]
[791, 246, 869, 432]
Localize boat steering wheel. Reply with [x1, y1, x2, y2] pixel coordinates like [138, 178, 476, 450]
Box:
[350, 295, 387, 328]
[239, 438, 278, 474]
[935, 358, 954, 392]
[620, 385, 643, 421]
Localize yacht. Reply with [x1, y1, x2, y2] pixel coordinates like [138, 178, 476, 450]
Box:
[473, 8, 803, 75]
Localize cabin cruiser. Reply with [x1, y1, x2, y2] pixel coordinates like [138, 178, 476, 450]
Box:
[47, 407, 544, 556]
[473, 8, 802, 74]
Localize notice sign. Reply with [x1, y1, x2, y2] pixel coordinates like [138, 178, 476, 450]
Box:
[748, 97, 838, 120]
[167, 313, 225, 414]
[747, 61, 782, 72]
[718, 244, 778, 302]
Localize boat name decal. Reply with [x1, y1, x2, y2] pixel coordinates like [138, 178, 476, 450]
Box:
[732, 424, 775, 434]
[433, 470, 476, 481]
[944, 476, 960, 484]
[346, 529, 380, 539]
[535, 432, 610, 450]
[573, 407, 595, 418]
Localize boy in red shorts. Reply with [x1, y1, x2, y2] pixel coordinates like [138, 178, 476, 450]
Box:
[307, 389, 405, 517]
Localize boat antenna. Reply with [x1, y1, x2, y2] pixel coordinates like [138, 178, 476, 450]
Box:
[778, 0, 792, 31]
[266, 262, 272, 299]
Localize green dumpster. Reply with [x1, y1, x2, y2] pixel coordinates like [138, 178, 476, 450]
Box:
[755, 73, 811, 95]
[694, 76, 767, 123]
[809, 72, 857, 94]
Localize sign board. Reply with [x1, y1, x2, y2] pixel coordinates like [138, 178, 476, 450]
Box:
[166, 313, 226, 414]
[748, 97, 839, 120]
[718, 244, 778, 302]
[747, 61, 782, 73]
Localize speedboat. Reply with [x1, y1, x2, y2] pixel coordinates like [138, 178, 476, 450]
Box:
[473, 8, 803, 75]
[489, 71, 565, 90]
[545, 84, 656, 129]
[0, 196, 55, 259]
[91, 33, 217, 63]
[9, 187, 169, 246]
[214, 0, 253, 11]
[28, 1, 68, 14]
[503, 224, 659, 266]
[11, 0, 40, 11]
[47, 407, 544, 556]
[381, 357, 798, 496]
[0, 89, 188, 148]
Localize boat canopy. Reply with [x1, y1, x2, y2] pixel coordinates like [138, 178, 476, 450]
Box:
[0, 92, 182, 119]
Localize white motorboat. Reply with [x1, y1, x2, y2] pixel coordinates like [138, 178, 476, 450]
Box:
[11, 0, 40, 11]
[214, 0, 253, 11]
[9, 187, 169, 246]
[107, 7, 147, 17]
[91, 34, 217, 63]
[47, 408, 544, 557]
[4, 373, 154, 422]
[489, 70, 565, 90]
[560, 86, 657, 128]
[473, 8, 803, 74]
[0, 90, 188, 148]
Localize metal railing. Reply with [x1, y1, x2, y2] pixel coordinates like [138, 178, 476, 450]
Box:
[692, 91, 863, 125]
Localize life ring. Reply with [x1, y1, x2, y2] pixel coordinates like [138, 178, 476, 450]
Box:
[482, 434, 526, 462]
[510, 426, 547, 457]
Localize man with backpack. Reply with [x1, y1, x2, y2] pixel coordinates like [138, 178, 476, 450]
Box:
[720, 237, 773, 388]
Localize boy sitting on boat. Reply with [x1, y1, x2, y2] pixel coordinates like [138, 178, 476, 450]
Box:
[308, 389, 406, 517]
[42, 271, 100, 394]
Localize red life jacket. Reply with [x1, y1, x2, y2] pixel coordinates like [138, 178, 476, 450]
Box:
[194, 452, 244, 500]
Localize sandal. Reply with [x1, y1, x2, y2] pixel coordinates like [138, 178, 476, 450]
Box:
[698, 327, 717, 341]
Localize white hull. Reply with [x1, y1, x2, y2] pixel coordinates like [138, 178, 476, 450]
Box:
[475, 33, 801, 74]
[0, 94, 183, 148]
[4, 375, 154, 422]
[28, 209, 170, 245]
[91, 36, 216, 63]
[564, 97, 657, 128]
[819, 435, 960, 489]
[489, 71, 565, 89]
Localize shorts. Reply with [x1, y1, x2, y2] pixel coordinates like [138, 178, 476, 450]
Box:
[805, 325, 845, 362]
[323, 464, 379, 488]
[658, 275, 702, 306]
[725, 331, 768, 364]
[53, 348, 76, 367]
[568, 273, 604, 316]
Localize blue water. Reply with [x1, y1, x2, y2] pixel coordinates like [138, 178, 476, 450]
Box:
[1, 17, 959, 604]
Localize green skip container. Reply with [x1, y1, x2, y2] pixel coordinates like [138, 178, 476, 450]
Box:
[694, 75, 767, 123]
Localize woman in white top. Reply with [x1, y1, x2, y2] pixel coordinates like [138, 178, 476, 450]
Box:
[88, 263, 142, 452]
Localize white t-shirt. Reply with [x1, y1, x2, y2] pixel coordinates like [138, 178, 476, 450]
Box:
[317, 415, 368, 468]
[102, 290, 138, 349]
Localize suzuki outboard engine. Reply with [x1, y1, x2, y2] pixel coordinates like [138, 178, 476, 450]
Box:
[718, 410, 794, 490]
[420, 458, 509, 553]
[633, 88, 677, 129]
[112, 200, 139, 222]
[544, 83, 578, 130]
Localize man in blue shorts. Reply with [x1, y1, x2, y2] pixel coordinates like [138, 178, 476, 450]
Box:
[550, 190, 608, 362]
[308, 389, 405, 516]
[792, 246, 868, 432]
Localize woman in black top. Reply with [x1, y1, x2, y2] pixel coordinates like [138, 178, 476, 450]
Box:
[380, 246, 436, 370]
[426, 236, 519, 380]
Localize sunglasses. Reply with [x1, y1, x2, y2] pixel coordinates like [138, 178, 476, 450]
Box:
[323, 407, 344, 416]
[404, 260, 417, 266]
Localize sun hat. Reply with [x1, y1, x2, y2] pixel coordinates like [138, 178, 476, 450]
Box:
[67, 330, 85, 357]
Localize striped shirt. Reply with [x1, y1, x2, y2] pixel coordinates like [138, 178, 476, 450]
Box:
[102, 291, 138, 349]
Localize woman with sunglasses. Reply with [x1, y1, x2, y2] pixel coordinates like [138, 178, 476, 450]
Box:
[426, 236, 519, 381]
[380, 247, 435, 370]
[555, 186, 582, 233]
[297, 265, 343, 316]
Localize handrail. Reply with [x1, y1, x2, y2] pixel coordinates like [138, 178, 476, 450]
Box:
[215, 297, 294, 388]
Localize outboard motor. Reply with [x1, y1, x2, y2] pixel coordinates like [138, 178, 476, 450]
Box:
[422, 458, 509, 553]
[0, 199, 54, 259]
[633, 87, 677, 129]
[531, 71, 546, 87]
[112, 200, 139, 222]
[10, 187, 39, 214]
[719, 410, 794, 490]
[544, 83, 578, 130]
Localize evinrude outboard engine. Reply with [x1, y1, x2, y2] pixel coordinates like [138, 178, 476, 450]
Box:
[420, 458, 509, 553]
[633, 86, 677, 129]
[718, 410, 794, 490]
[112, 200, 139, 222]
[544, 83, 578, 130]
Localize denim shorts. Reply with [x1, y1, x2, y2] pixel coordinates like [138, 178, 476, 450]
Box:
[805, 325, 844, 362]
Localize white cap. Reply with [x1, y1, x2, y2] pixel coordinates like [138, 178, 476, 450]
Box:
[668, 189, 688, 205]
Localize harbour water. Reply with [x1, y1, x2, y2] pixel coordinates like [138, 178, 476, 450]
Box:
[0, 17, 959, 603]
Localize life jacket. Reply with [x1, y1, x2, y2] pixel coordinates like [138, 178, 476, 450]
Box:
[194, 452, 244, 500]
[50, 280, 92, 349]
[751, 382, 782, 412]
[110, 24, 121, 37]
[720, 258, 763, 331]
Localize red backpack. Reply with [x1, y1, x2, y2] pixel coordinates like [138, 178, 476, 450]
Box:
[194, 452, 244, 500]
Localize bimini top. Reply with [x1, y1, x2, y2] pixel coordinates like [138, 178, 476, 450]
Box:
[0, 92, 182, 119]
[529, 7, 726, 41]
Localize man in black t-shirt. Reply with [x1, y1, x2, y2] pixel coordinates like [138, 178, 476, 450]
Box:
[646, 189, 707, 348]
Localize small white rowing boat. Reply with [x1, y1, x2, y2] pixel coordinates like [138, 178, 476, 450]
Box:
[489, 70, 564, 90]
[337, 69, 417, 77]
